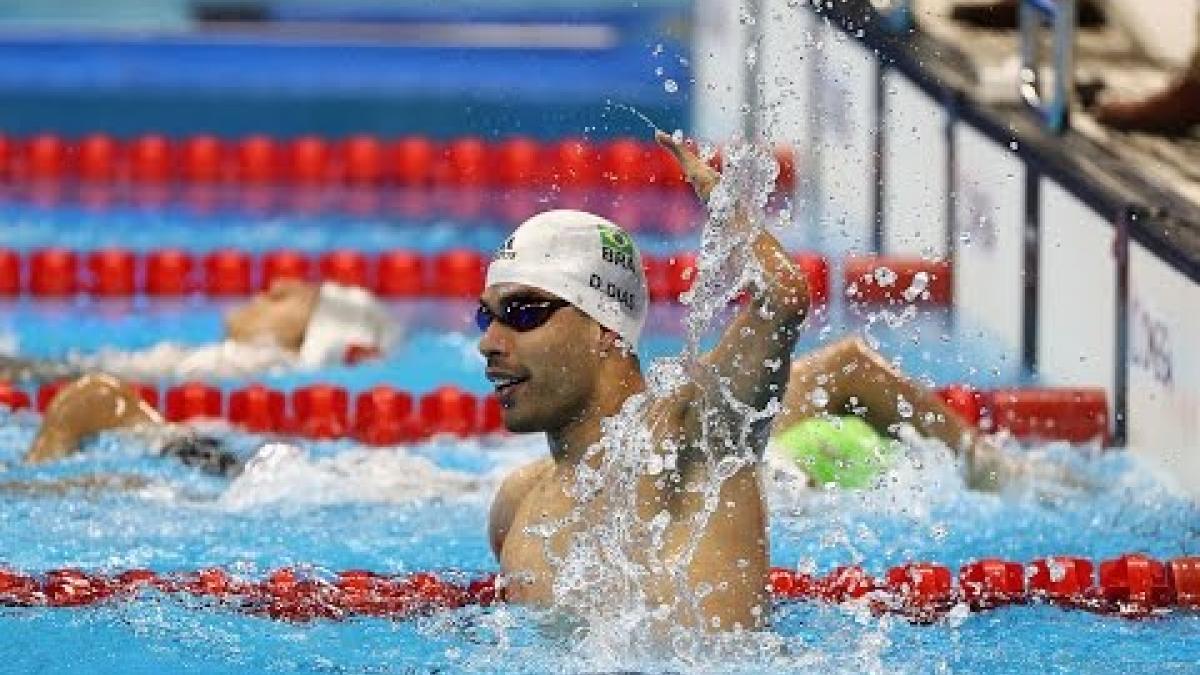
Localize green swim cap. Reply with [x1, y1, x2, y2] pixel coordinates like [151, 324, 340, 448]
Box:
[776, 416, 897, 489]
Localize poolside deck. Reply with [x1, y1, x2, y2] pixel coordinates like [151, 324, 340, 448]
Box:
[911, 0, 1200, 210]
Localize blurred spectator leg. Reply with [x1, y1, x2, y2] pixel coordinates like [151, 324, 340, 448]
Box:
[1093, 13, 1200, 135]
[950, 0, 1105, 29]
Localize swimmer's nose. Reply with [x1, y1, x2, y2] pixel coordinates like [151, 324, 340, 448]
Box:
[477, 319, 511, 361]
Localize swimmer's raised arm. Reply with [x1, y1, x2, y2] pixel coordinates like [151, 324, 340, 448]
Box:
[656, 131, 809, 441]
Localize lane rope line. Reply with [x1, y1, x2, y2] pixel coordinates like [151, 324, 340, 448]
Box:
[0, 553, 1195, 623]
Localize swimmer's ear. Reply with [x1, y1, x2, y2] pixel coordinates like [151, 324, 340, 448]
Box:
[596, 327, 626, 357]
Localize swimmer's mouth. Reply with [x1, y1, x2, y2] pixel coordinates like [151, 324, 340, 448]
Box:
[486, 370, 529, 397]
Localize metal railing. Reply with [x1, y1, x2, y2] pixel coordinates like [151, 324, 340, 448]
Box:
[1019, 0, 1076, 133]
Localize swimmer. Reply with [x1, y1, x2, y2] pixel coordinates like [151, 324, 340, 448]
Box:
[0, 278, 395, 383]
[16, 372, 480, 504]
[772, 336, 1022, 491]
[485, 132, 807, 631]
[22, 372, 244, 473]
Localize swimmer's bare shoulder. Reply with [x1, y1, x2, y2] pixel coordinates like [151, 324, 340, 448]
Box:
[489, 457, 554, 558]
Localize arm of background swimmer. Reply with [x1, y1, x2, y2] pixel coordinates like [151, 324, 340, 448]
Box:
[487, 457, 553, 559]
[771, 337, 1055, 490]
[24, 373, 163, 464]
[655, 132, 810, 429]
[772, 336, 979, 452]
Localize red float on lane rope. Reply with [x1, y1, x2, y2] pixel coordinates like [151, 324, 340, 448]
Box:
[420, 386, 477, 437]
[292, 384, 350, 439]
[987, 388, 1110, 444]
[181, 135, 226, 183]
[29, 248, 78, 296]
[261, 250, 312, 289]
[165, 382, 223, 422]
[204, 249, 254, 296]
[145, 249, 195, 295]
[936, 385, 986, 427]
[78, 134, 120, 182]
[389, 136, 437, 185]
[287, 136, 330, 184]
[886, 563, 954, 605]
[550, 138, 601, 187]
[229, 384, 287, 433]
[0, 249, 19, 295]
[1029, 556, 1094, 600]
[236, 135, 280, 184]
[22, 134, 69, 181]
[319, 250, 370, 289]
[87, 248, 136, 296]
[129, 134, 175, 183]
[1168, 557, 1200, 608]
[432, 250, 485, 298]
[495, 137, 542, 187]
[340, 135, 385, 185]
[375, 250, 425, 297]
[843, 255, 953, 305]
[353, 386, 417, 445]
[1099, 553, 1172, 608]
[959, 559, 1026, 606]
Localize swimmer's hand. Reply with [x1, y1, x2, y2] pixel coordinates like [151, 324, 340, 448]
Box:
[25, 373, 163, 464]
[656, 130, 720, 203]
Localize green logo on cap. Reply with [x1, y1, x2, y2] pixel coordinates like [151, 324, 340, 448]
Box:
[598, 224, 637, 272]
[598, 224, 634, 257]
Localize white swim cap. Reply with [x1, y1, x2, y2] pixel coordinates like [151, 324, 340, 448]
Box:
[300, 282, 397, 366]
[485, 209, 648, 348]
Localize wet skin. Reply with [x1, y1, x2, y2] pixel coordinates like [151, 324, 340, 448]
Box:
[485, 132, 809, 631]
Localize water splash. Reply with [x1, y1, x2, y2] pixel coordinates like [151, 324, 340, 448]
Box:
[520, 137, 792, 665]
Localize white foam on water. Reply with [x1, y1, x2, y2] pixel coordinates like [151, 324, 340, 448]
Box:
[217, 442, 493, 511]
[79, 339, 300, 381]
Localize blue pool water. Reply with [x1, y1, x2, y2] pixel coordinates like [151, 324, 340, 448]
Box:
[0, 195, 1197, 674]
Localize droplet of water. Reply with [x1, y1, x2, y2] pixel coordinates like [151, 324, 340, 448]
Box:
[664, 79, 678, 94]
[808, 386, 830, 409]
[873, 266, 898, 287]
[902, 271, 929, 302]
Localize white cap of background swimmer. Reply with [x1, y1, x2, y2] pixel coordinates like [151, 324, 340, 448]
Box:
[485, 209, 648, 348]
[299, 282, 398, 366]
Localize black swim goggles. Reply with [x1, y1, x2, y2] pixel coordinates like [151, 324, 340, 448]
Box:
[475, 295, 571, 332]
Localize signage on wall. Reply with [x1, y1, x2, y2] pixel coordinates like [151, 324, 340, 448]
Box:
[1126, 242, 1198, 496]
[882, 71, 948, 257]
[953, 123, 1025, 374]
[809, 23, 877, 250]
[1036, 180, 1117, 406]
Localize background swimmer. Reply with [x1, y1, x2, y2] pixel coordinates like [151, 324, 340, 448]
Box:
[0, 278, 395, 383]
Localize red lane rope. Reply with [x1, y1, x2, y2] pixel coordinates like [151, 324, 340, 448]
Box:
[1, 554, 1195, 624]
[0, 246, 970, 309]
[0, 247, 827, 302]
[0, 133, 796, 192]
[0, 381, 1110, 445]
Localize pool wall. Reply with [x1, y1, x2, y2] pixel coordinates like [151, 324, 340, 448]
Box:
[695, 0, 1200, 498]
[0, 4, 689, 137]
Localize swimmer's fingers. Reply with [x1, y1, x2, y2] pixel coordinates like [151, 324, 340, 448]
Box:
[655, 130, 720, 202]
